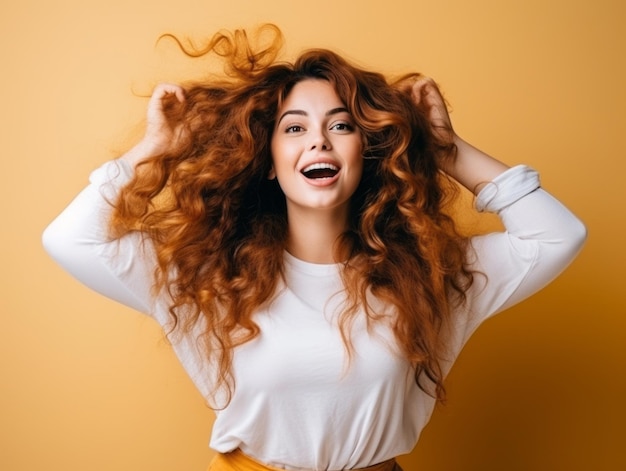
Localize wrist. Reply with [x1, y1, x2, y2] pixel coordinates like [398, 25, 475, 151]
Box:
[444, 136, 510, 194]
[120, 139, 162, 167]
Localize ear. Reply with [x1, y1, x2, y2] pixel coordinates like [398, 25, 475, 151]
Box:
[268, 166, 276, 180]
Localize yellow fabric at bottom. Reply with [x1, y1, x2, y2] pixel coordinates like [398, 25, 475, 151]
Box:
[207, 449, 402, 471]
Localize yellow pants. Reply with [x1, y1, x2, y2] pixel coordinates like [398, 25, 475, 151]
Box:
[208, 449, 402, 471]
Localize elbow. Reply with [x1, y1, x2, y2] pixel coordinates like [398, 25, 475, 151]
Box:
[42, 220, 62, 261]
[42, 217, 85, 269]
[550, 216, 588, 267]
[568, 217, 588, 256]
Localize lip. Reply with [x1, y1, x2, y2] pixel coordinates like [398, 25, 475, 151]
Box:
[299, 170, 341, 187]
[298, 158, 342, 187]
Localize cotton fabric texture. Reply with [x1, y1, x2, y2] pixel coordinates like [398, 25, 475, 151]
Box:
[43, 161, 586, 470]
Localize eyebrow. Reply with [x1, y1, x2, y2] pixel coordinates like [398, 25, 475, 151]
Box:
[276, 107, 350, 125]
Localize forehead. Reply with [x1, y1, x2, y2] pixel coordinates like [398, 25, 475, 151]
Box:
[279, 79, 345, 109]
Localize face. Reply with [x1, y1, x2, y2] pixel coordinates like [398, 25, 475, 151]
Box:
[270, 79, 364, 219]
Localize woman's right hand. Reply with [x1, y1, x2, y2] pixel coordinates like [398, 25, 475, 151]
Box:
[123, 83, 187, 166]
[142, 83, 187, 155]
[409, 76, 455, 147]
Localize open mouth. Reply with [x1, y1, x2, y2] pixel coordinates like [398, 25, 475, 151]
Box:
[301, 162, 340, 179]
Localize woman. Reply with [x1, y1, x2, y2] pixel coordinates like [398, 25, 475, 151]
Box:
[43, 25, 586, 471]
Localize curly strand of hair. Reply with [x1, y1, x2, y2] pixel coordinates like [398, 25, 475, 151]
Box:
[157, 24, 284, 79]
[111, 24, 475, 405]
[335, 74, 474, 401]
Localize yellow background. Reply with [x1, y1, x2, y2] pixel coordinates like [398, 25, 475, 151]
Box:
[1, 0, 624, 470]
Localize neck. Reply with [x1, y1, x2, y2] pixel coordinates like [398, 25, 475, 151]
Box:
[286, 207, 349, 264]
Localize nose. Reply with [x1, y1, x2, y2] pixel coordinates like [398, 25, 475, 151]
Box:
[308, 128, 332, 151]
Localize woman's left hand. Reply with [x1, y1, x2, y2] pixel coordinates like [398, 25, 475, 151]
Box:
[410, 77, 456, 145]
[410, 77, 510, 192]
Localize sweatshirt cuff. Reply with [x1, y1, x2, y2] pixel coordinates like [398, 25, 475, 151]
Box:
[475, 164, 540, 213]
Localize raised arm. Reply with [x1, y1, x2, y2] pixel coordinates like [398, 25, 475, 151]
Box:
[411, 77, 587, 325]
[42, 84, 188, 315]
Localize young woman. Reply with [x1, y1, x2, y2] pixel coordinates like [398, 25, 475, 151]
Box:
[43, 25, 586, 471]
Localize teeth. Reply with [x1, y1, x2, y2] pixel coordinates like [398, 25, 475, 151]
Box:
[302, 162, 339, 173]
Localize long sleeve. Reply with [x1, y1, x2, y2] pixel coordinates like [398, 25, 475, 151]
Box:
[42, 160, 158, 316]
[459, 165, 587, 339]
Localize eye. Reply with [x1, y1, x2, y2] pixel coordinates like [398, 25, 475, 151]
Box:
[285, 124, 304, 133]
[330, 122, 354, 132]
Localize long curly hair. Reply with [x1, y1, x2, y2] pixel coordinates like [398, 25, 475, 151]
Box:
[110, 24, 473, 404]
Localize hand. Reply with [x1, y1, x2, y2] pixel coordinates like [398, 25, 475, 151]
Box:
[140, 83, 188, 156]
[410, 77, 455, 145]
[410, 77, 509, 191]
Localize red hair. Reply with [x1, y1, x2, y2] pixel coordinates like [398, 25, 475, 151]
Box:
[110, 24, 472, 404]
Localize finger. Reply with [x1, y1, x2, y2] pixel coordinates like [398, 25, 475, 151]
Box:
[152, 83, 186, 104]
[147, 85, 186, 124]
[165, 84, 186, 103]
[411, 76, 437, 105]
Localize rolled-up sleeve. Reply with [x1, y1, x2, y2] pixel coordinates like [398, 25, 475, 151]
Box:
[461, 165, 587, 336]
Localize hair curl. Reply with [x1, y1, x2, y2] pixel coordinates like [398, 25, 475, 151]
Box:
[110, 24, 473, 404]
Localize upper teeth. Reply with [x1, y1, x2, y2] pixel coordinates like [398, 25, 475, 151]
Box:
[302, 162, 339, 173]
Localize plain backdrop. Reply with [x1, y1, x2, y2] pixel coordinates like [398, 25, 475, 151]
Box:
[1, 1, 624, 470]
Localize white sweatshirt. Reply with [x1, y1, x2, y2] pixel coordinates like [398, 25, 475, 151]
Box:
[42, 161, 586, 470]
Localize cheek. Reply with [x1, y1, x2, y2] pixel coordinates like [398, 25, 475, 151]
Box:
[343, 158, 364, 197]
[347, 141, 365, 175]
[270, 138, 300, 171]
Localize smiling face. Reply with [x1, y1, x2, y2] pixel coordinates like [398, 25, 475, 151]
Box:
[270, 79, 364, 222]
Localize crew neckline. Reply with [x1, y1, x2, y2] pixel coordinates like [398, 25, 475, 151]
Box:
[283, 250, 341, 277]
